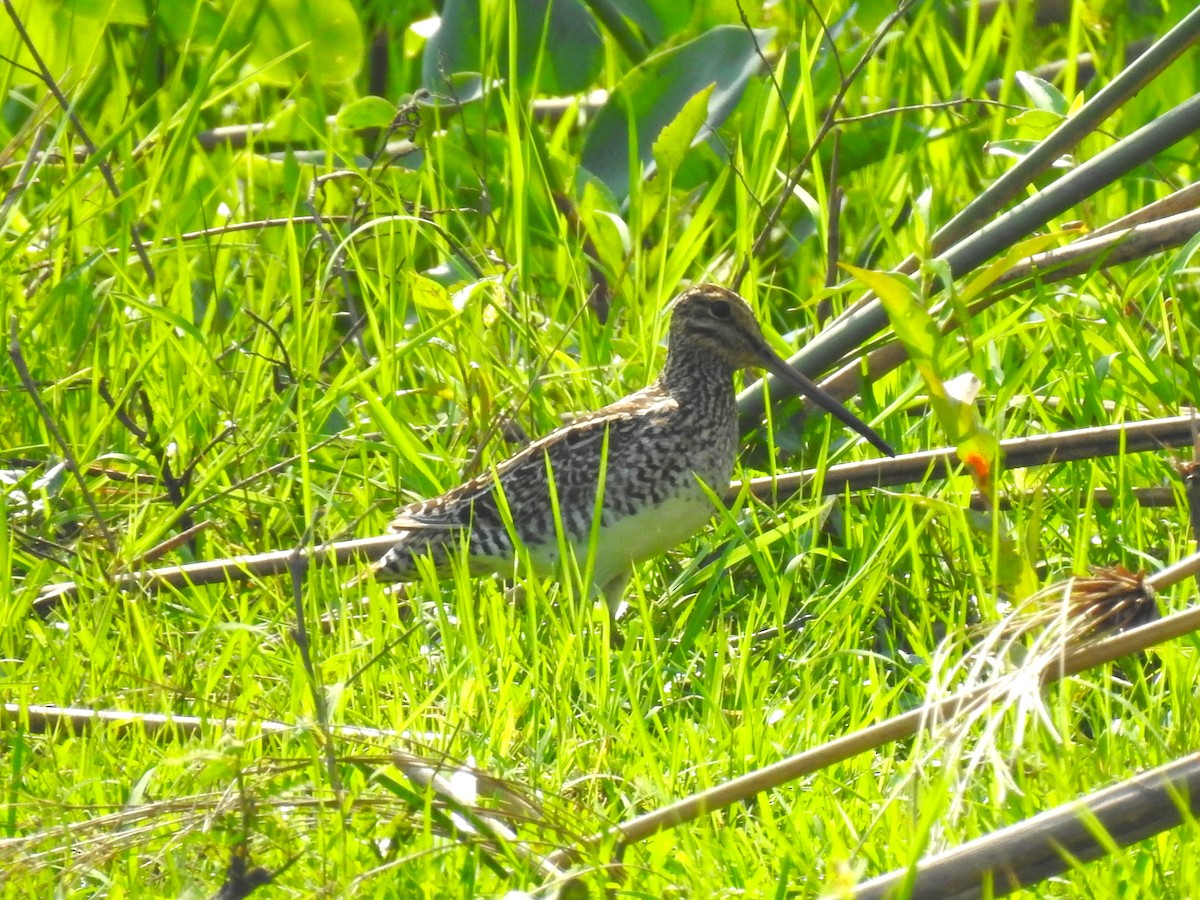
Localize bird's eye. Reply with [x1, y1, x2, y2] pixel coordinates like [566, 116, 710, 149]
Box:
[709, 299, 731, 320]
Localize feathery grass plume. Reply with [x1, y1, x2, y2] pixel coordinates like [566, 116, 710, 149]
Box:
[885, 566, 1159, 835]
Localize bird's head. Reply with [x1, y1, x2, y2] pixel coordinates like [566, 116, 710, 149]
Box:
[667, 284, 895, 457]
[667, 284, 779, 370]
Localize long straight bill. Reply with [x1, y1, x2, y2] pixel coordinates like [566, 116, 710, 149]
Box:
[761, 352, 895, 457]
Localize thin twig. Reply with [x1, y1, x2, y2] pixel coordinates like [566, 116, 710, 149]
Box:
[730, 0, 819, 284]
[0, 701, 432, 743]
[32, 415, 1195, 607]
[0, 121, 50, 220]
[183, 429, 346, 517]
[151, 216, 353, 249]
[732, 414, 1197, 504]
[734, 0, 918, 290]
[33, 535, 400, 610]
[32, 415, 1196, 607]
[833, 97, 1022, 124]
[130, 520, 216, 567]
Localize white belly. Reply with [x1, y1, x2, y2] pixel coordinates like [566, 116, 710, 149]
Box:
[524, 486, 717, 588]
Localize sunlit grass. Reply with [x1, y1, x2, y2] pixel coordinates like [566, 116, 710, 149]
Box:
[2, 1, 1199, 896]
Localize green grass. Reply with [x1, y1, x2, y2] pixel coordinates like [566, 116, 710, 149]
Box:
[3, 0, 1200, 896]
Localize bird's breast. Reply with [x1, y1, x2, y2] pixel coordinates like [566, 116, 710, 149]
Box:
[525, 479, 721, 585]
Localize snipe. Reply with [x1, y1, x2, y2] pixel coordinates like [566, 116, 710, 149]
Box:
[369, 284, 893, 621]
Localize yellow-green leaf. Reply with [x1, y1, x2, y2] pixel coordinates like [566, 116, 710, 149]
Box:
[842, 263, 932, 350]
[959, 232, 1061, 303]
[652, 83, 715, 178]
[409, 274, 455, 313]
[336, 96, 397, 131]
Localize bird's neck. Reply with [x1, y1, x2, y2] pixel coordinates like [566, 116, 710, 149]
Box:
[658, 341, 738, 409]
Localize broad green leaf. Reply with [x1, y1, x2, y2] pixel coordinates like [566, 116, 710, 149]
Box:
[1006, 108, 1064, 135]
[336, 96, 397, 131]
[262, 97, 326, 142]
[1015, 70, 1068, 115]
[236, 0, 363, 85]
[153, 0, 226, 47]
[849, 0, 899, 30]
[651, 82, 714, 178]
[609, 0, 690, 45]
[514, 0, 602, 93]
[409, 276, 455, 313]
[4, 0, 107, 85]
[608, 0, 748, 45]
[421, 0, 481, 90]
[75, 0, 145, 23]
[582, 26, 773, 199]
[841, 264, 935, 365]
[422, 0, 602, 95]
[836, 118, 932, 176]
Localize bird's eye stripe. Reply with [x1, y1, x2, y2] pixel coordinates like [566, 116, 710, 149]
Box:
[688, 320, 741, 342]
